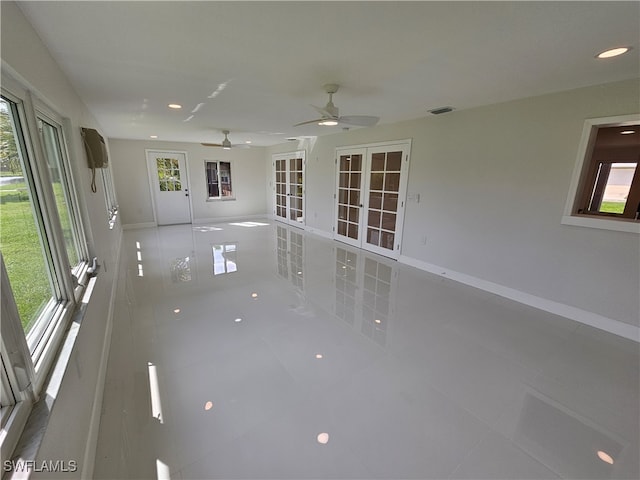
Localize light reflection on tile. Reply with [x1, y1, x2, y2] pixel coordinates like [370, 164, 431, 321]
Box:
[170, 257, 191, 282]
[212, 243, 237, 276]
[94, 219, 639, 480]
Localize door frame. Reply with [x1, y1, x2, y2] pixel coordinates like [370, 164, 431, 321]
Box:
[333, 139, 412, 259]
[146, 149, 193, 226]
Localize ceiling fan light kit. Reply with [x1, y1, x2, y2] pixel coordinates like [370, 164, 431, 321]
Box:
[294, 84, 380, 128]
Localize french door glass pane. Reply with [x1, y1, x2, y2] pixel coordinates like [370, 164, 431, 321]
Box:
[39, 119, 80, 268]
[1, 98, 55, 334]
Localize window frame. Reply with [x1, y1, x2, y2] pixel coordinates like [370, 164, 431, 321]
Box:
[1, 72, 91, 456]
[205, 159, 234, 200]
[2, 92, 66, 361]
[36, 107, 90, 284]
[562, 114, 640, 233]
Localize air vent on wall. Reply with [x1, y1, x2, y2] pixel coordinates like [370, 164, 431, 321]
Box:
[428, 106, 455, 115]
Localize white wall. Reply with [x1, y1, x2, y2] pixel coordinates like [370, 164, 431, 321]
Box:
[267, 79, 640, 330]
[1, 2, 121, 477]
[108, 139, 267, 226]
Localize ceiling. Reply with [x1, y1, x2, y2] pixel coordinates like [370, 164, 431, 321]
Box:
[16, 1, 639, 147]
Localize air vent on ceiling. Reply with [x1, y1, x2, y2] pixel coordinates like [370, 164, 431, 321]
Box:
[428, 106, 455, 115]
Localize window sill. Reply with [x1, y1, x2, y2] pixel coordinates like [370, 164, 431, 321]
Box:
[206, 197, 236, 202]
[561, 215, 640, 233]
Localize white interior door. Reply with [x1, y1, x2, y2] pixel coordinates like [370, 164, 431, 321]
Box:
[334, 142, 411, 259]
[273, 151, 305, 228]
[146, 150, 192, 225]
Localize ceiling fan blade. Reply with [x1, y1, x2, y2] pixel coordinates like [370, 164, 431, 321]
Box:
[293, 118, 326, 127]
[339, 115, 380, 127]
[311, 104, 335, 118]
[202, 142, 250, 149]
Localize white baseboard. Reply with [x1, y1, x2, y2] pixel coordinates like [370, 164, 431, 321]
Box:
[81, 231, 122, 478]
[398, 255, 639, 342]
[122, 222, 156, 230]
[193, 214, 268, 224]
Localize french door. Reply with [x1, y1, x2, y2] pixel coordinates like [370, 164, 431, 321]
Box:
[273, 151, 305, 227]
[334, 142, 410, 259]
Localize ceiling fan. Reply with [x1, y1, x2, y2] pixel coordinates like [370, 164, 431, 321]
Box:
[294, 84, 380, 128]
[201, 130, 249, 149]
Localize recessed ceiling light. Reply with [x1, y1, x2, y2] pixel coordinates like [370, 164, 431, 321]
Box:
[251, 292, 258, 298]
[168, 103, 182, 109]
[150, 135, 158, 139]
[597, 450, 614, 465]
[204, 401, 213, 411]
[316, 432, 329, 444]
[315, 353, 323, 359]
[620, 130, 636, 135]
[245, 140, 252, 144]
[596, 47, 631, 59]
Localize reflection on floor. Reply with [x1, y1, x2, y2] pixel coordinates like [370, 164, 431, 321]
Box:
[94, 220, 639, 479]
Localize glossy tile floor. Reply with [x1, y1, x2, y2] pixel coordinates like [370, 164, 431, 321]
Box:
[94, 220, 639, 479]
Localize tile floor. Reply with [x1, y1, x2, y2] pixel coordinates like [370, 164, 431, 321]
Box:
[93, 220, 639, 479]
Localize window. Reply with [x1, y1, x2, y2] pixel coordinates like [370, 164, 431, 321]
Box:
[578, 126, 640, 218]
[205, 160, 233, 199]
[37, 115, 88, 274]
[1, 82, 91, 457]
[563, 115, 640, 233]
[1, 97, 60, 341]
